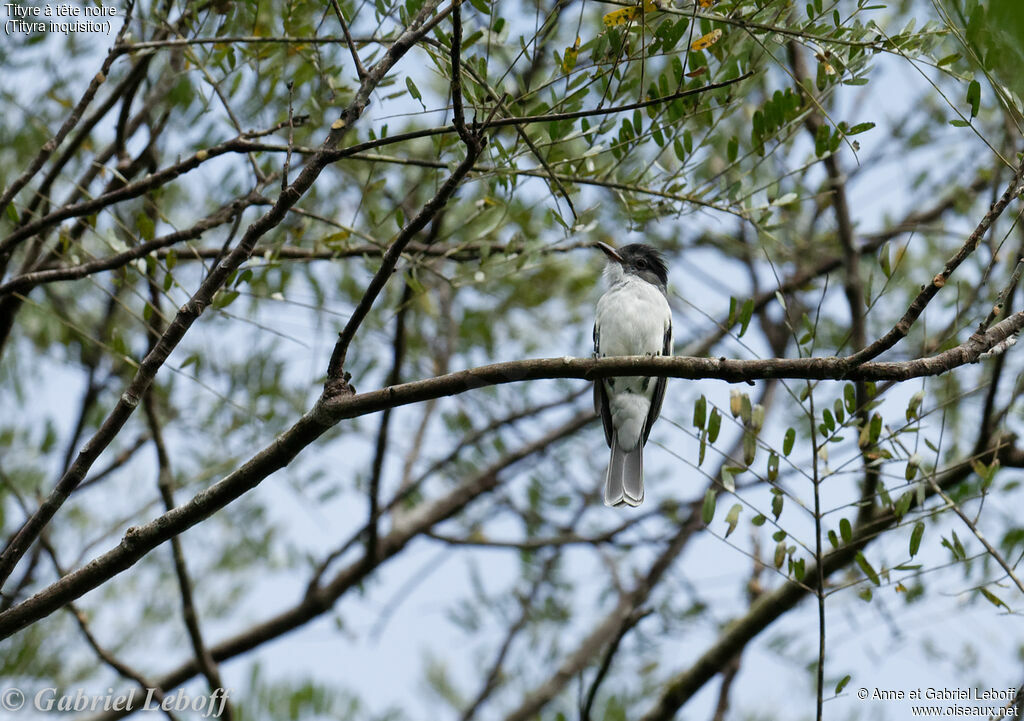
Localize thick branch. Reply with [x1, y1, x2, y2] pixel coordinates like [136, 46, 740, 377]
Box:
[74, 414, 593, 721]
[1, 306, 1022, 615]
[317, 311, 1024, 422]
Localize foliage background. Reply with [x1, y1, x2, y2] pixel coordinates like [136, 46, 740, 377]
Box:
[1, 0, 1024, 719]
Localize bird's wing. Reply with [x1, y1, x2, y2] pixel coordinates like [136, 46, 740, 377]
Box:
[642, 318, 673, 445]
[594, 321, 613, 446]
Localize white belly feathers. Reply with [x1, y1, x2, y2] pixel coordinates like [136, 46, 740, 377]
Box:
[595, 275, 672, 451]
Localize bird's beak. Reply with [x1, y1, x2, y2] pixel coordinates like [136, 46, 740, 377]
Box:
[595, 242, 624, 264]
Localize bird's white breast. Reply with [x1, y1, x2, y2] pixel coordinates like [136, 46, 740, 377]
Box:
[596, 274, 671, 358]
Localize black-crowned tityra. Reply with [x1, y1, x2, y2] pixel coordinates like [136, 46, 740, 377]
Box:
[593, 242, 673, 507]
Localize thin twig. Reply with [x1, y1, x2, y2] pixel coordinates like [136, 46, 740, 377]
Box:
[142, 251, 233, 721]
[325, 111, 485, 382]
[283, 82, 295, 193]
[0, 1, 135, 215]
[580, 607, 652, 720]
[365, 280, 413, 566]
[330, 1, 369, 80]
[845, 160, 1024, 367]
[0, 0, 452, 590]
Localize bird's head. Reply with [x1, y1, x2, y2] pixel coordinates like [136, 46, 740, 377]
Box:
[596, 242, 669, 290]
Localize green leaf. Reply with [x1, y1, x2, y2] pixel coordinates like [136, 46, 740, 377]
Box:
[847, 122, 875, 135]
[783, 427, 795, 456]
[673, 138, 686, 162]
[406, 77, 425, 109]
[792, 556, 805, 580]
[894, 490, 913, 517]
[878, 240, 892, 278]
[814, 122, 829, 156]
[738, 298, 754, 337]
[5, 203, 18, 223]
[909, 521, 925, 557]
[721, 467, 735, 492]
[836, 674, 851, 695]
[752, 514, 767, 526]
[137, 213, 155, 241]
[213, 290, 240, 309]
[771, 493, 783, 520]
[839, 517, 852, 543]
[724, 503, 741, 537]
[833, 398, 845, 425]
[766, 451, 779, 481]
[727, 136, 738, 163]
[693, 395, 707, 429]
[979, 587, 1007, 609]
[952, 530, 966, 560]
[844, 383, 857, 413]
[702, 488, 717, 524]
[966, 79, 981, 118]
[950, 118, 970, 127]
[869, 413, 882, 445]
[708, 407, 722, 443]
[822, 408, 835, 432]
[743, 430, 757, 466]
[855, 551, 881, 586]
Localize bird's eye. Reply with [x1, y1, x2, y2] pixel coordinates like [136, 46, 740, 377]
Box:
[636, 258, 648, 270]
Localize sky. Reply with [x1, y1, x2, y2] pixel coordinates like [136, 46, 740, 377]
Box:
[2, 2, 1024, 721]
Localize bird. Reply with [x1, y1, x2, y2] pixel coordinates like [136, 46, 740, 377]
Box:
[593, 242, 673, 507]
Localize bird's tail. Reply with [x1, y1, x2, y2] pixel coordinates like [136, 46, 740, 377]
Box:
[604, 433, 644, 507]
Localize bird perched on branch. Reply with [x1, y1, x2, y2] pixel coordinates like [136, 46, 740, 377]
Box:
[593, 242, 673, 507]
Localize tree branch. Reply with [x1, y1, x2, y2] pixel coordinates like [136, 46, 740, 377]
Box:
[324, 34, 487, 383]
[329, 0, 369, 80]
[317, 310, 1024, 422]
[73, 413, 593, 721]
[637, 435, 1024, 721]
[0, 0, 451, 589]
[0, 194, 264, 297]
[845, 159, 1024, 366]
[365, 280, 413, 566]
[0, 2, 135, 216]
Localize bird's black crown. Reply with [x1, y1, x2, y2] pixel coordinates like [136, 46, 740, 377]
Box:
[618, 243, 669, 288]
